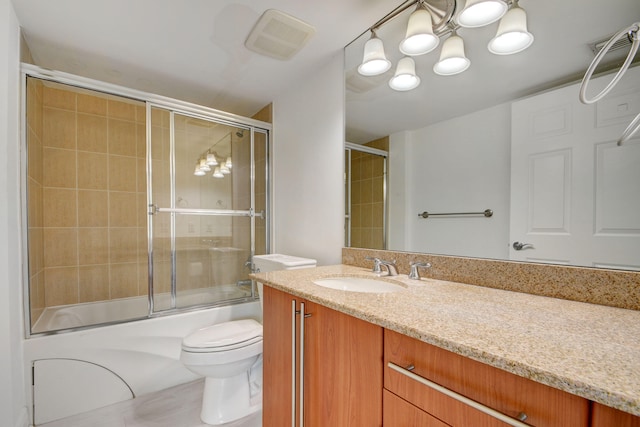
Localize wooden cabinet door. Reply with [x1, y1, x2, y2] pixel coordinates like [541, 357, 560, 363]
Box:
[591, 403, 640, 427]
[263, 286, 384, 427]
[263, 286, 295, 426]
[304, 300, 383, 426]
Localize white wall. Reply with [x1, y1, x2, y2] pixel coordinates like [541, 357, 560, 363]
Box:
[389, 103, 512, 260]
[272, 52, 345, 266]
[0, 0, 28, 426]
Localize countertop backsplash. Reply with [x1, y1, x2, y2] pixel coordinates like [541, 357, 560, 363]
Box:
[343, 248, 640, 311]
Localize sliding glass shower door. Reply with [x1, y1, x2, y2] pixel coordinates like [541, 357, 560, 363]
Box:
[148, 108, 268, 313]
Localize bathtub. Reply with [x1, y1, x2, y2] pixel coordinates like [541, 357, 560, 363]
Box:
[24, 298, 261, 425]
[31, 284, 252, 334]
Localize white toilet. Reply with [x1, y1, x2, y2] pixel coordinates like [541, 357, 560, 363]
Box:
[181, 254, 316, 425]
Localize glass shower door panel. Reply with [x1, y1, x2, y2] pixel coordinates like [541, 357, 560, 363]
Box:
[254, 129, 269, 256]
[174, 215, 253, 308]
[174, 115, 251, 211]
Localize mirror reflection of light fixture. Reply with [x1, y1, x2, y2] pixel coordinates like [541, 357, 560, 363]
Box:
[433, 30, 470, 75]
[199, 158, 211, 172]
[194, 165, 206, 176]
[225, 157, 233, 169]
[206, 152, 218, 166]
[212, 167, 224, 178]
[357, 0, 532, 91]
[399, 1, 439, 56]
[357, 30, 392, 76]
[457, 0, 508, 28]
[488, 0, 533, 55]
[220, 164, 231, 174]
[389, 57, 421, 91]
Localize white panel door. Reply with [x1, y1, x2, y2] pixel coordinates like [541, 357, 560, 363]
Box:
[510, 66, 640, 270]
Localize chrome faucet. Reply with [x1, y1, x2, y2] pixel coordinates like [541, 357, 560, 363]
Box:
[409, 261, 431, 280]
[366, 257, 398, 276]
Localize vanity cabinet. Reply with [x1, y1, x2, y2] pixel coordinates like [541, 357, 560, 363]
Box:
[384, 329, 590, 427]
[591, 403, 640, 427]
[262, 285, 383, 427]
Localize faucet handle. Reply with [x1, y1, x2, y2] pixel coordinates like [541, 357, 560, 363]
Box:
[409, 261, 432, 280]
[365, 256, 382, 274]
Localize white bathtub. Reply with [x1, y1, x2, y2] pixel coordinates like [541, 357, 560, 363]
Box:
[24, 298, 261, 425]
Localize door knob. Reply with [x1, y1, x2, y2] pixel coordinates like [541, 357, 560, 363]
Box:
[512, 241, 534, 251]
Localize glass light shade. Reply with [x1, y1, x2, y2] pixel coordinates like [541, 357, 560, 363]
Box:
[225, 157, 233, 169]
[220, 164, 231, 174]
[433, 33, 471, 75]
[457, 0, 508, 28]
[194, 166, 206, 176]
[357, 35, 392, 76]
[212, 167, 224, 178]
[206, 153, 218, 166]
[488, 5, 534, 55]
[199, 158, 211, 172]
[399, 7, 439, 56]
[389, 57, 421, 91]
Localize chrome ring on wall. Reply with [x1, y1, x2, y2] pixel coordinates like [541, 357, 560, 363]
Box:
[579, 22, 640, 105]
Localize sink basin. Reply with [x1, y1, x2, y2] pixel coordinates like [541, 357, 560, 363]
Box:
[312, 277, 405, 293]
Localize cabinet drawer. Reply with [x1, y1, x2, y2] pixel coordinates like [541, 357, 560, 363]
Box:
[384, 389, 451, 427]
[591, 403, 640, 427]
[384, 329, 589, 427]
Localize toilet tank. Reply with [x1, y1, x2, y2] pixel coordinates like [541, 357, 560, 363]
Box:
[253, 254, 317, 310]
[253, 254, 317, 273]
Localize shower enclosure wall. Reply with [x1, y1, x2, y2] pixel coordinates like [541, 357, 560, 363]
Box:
[23, 66, 271, 335]
[344, 140, 388, 249]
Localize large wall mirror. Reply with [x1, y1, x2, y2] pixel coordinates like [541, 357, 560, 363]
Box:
[345, 0, 640, 271]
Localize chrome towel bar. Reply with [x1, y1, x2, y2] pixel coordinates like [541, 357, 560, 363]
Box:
[418, 209, 493, 219]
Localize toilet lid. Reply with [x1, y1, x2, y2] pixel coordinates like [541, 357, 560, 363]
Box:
[182, 319, 263, 352]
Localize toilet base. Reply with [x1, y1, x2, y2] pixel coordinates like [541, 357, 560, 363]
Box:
[200, 373, 260, 425]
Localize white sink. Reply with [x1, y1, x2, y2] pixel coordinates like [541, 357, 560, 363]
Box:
[312, 277, 405, 293]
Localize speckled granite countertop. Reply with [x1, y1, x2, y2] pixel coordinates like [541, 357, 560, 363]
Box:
[251, 264, 640, 417]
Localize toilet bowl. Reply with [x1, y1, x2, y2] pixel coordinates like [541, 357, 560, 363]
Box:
[181, 254, 316, 425]
[181, 319, 263, 425]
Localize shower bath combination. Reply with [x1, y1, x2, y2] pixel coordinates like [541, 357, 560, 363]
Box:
[21, 63, 272, 424]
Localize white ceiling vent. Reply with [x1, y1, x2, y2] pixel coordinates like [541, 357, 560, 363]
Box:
[245, 9, 315, 60]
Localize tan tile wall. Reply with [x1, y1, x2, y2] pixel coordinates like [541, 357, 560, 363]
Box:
[27, 78, 45, 325]
[35, 81, 147, 309]
[350, 136, 388, 249]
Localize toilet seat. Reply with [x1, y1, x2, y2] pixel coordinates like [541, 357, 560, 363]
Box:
[182, 319, 263, 353]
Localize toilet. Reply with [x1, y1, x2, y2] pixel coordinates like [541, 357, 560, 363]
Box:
[181, 254, 316, 425]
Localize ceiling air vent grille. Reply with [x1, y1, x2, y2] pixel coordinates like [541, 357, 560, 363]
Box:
[590, 33, 634, 56]
[245, 9, 315, 60]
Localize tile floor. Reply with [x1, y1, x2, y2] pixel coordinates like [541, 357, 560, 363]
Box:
[39, 379, 262, 427]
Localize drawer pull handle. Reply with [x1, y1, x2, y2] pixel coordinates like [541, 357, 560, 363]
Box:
[388, 362, 530, 427]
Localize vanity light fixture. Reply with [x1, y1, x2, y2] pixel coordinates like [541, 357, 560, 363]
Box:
[389, 57, 421, 90]
[399, 1, 439, 56]
[194, 164, 206, 176]
[212, 167, 224, 178]
[358, 30, 392, 76]
[220, 164, 231, 175]
[457, 0, 508, 28]
[433, 30, 470, 75]
[357, 0, 532, 91]
[206, 152, 218, 166]
[487, 0, 533, 55]
[225, 157, 233, 169]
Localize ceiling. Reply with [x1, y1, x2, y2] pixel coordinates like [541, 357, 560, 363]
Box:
[11, 0, 640, 144]
[12, 0, 398, 117]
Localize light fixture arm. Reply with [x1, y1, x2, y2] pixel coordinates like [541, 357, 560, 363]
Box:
[348, 0, 456, 47]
